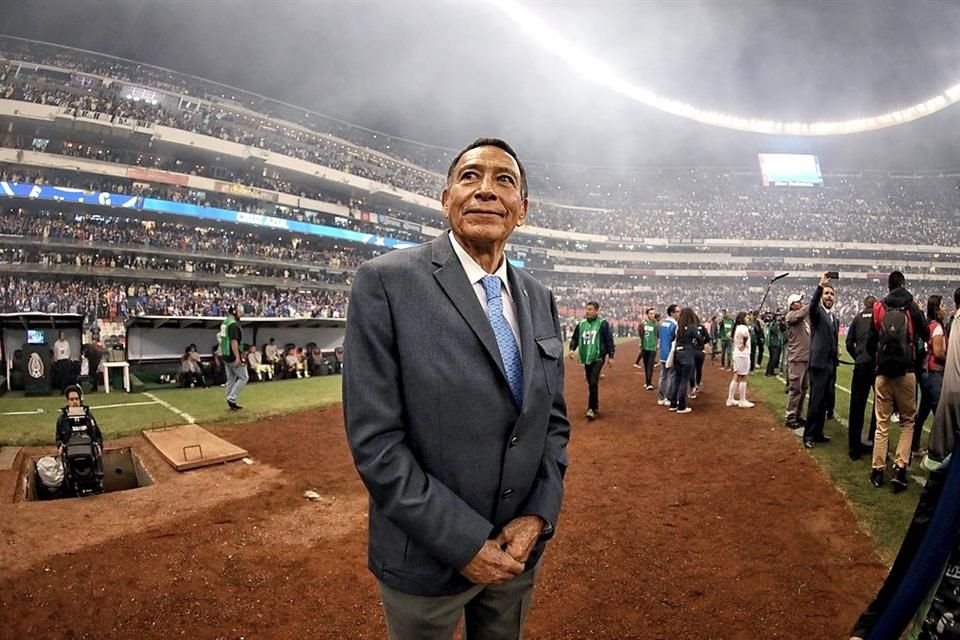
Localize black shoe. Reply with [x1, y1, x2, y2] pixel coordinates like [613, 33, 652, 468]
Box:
[891, 466, 909, 493]
[870, 468, 884, 488]
[803, 440, 815, 449]
[814, 435, 831, 444]
[849, 450, 862, 461]
[826, 412, 834, 421]
[797, 417, 808, 427]
[228, 400, 243, 411]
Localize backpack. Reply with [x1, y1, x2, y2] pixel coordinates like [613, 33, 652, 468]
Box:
[874, 301, 914, 377]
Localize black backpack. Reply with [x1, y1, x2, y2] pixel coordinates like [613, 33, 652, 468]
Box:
[876, 303, 914, 377]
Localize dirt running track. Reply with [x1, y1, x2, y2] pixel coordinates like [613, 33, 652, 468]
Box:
[0, 346, 890, 639]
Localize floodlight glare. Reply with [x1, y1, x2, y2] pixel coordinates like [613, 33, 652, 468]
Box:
[488, 0, 960, 136]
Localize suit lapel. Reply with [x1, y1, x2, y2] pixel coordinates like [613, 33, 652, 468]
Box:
[508, 265, 536, 411]
[431, 236, 508, 381]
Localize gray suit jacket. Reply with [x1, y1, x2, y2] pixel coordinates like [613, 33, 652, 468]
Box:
[343, 233, 570, 597]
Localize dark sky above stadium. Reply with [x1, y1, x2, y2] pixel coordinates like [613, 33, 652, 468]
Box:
[6, 0, 960, 170]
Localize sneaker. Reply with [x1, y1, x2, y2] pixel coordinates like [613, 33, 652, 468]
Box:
[676, 407, 692, 414]
[688, 394, 698, 399]
[658, 398, 669, 406]
[891, 413, 900, 424]
[669, 406, 677, 411]
[870, 468, 884, 488]
[891, 466, 909, 493]
[738, 400, 755, 408]
[585, 409, 596, 420]
[632, 364, 642, 369]
[645, 385, 654, 391]
[725, 399, 738, 407]
[228, 400, 243, 411]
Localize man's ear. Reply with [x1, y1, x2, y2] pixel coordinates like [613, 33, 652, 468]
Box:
[440, 188, 450, 219]
[517, 198, 529, 226]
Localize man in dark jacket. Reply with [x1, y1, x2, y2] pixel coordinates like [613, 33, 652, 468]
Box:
[868, 271, 929, 491]
[55, 385, 104, 450]
[569, 301, 616, 420]
[750, 311, 765, 372]
[765, 314, 783, 377]
[803, 273, 840, 449]
[846, 295, 878, 460]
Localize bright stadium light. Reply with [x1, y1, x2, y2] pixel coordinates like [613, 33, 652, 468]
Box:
[487, 0, 960, 136]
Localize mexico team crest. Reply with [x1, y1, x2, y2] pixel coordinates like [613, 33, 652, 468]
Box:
[28, 352, 44, 379]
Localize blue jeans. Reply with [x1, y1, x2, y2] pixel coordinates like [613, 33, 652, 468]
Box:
[658, 363, 677, 403]
[225, 360, 249, 404]
[914, 370, 943, 451]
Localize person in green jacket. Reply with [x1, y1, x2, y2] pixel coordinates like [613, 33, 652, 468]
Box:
[633, 307, 658, 391]
[765, 312, 784, 377]
[569, 301, 616, 420]
[720, 310, 735, 370]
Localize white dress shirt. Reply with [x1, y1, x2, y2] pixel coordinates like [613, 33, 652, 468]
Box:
[448, 232, 522, 351]
[54, 338, 71, 361]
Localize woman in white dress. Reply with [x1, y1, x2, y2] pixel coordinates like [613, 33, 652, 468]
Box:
[726, 311, 755, 408]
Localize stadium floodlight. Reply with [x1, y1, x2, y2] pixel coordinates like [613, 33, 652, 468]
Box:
[487, 0, 960, 136]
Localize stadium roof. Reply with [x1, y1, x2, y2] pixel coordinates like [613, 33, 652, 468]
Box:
[5, 1, 960, 169]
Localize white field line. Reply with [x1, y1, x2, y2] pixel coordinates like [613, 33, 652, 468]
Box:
[142, 392, 195, 424]
[0, 400, 161, 416]
[90, 400, 160, 410]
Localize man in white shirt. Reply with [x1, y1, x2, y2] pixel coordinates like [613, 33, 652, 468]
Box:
[53, 331, 73, 391]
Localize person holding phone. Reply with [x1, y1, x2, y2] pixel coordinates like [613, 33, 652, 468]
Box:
[803, 272, 840, 448]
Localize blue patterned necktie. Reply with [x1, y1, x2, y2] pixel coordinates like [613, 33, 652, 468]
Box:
[481, 275, 524, 407]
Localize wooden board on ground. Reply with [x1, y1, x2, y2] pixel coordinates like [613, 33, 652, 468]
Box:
[0, 447, 22, 471]
[143, 425, 247, 471]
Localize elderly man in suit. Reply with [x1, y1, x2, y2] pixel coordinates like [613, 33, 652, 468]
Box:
[343, 138, 570, 640]
[803, 272, 840, 449]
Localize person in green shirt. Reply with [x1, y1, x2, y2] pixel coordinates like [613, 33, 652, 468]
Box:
[765, 312, 784, 377]
[633, 307, 658, 390]
[720, 310, 735, 370]
[568, 301, 615, 420]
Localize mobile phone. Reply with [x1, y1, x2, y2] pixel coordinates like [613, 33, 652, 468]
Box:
[826, 271, 839, 280]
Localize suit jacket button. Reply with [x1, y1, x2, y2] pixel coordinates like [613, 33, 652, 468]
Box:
[501, 489, 514, 499]
[509, 436, 519, 447]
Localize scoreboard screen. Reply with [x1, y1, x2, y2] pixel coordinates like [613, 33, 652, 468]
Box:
[758, 154, 823, 187]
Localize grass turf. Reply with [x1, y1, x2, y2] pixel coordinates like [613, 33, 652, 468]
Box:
[0, 375, 343, 446]
[746, 361, 929, 560]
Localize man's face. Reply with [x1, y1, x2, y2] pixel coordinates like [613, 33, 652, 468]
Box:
[441, 146, 527, 251]
[66, 392, 81, 407]
[585, 305, 599, 320]
[58, 332, 65, 340]
[672, 307, 681, 320]
[646, 309, 655, 321]
[822, 287, 836, 309]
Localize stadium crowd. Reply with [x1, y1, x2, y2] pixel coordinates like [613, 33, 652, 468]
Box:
[0, 276, 348, 320]
[0, 207, 379, 269]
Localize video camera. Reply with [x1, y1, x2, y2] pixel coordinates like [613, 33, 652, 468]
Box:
[62, 407, 104, 496]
